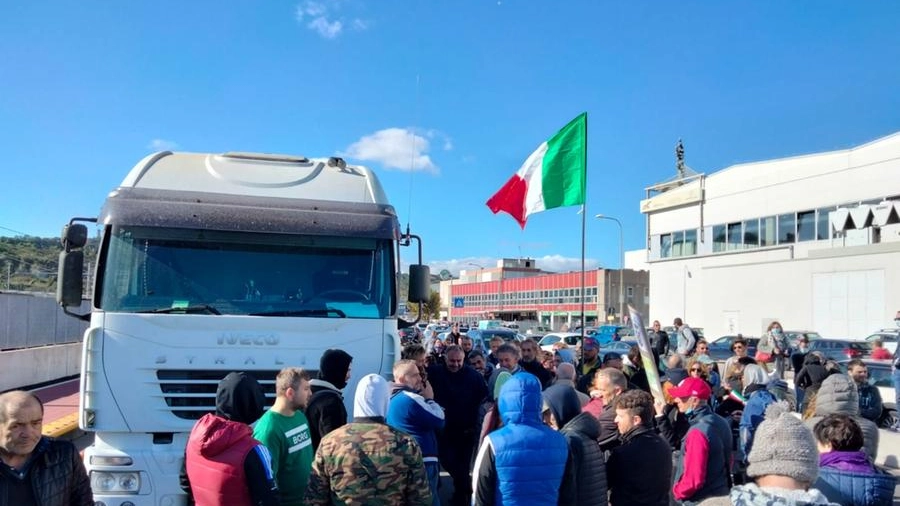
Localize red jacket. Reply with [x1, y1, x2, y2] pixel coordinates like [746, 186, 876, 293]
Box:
[871, 347, 891, 360]
[186, 414, 259, 506]
[582, 396, 604, 420]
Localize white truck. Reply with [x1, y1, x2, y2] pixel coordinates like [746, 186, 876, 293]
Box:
[57, 151, 430, 506]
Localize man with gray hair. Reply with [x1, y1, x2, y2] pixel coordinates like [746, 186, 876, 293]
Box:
[555, 362, 590, 407]
[594, 367, 630, 451]
[0, 391, 92, 506]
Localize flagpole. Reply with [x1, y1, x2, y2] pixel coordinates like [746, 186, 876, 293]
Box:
[580, 113, 587, 346]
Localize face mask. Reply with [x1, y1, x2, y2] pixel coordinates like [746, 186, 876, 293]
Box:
[772, 328, 782, 335]
[895, 319, 900, 328]
[685, 407, 695, 416]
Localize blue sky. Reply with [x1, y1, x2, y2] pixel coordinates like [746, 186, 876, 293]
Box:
[2, 1, 900, 275]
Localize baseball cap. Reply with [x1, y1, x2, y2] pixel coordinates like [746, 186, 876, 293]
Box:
[667, 377, 711, 400]
[582, 337, 600, 350]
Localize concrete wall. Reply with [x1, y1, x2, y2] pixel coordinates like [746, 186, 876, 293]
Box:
[0, 292, 89, 349]
[0, 342, 81, 391]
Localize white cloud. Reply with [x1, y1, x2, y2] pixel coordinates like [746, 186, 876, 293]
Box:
[295, 1, 327, 21]
[147, 138, 178, 151]
[295, 1, 368, 39]
[307, 16, 343, 38]
[342, 127, 439, 173]
[422, 255, 600, 277]
[534, 255, 601, 273]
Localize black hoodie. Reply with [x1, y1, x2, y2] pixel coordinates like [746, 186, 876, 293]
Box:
[306, 349, 354, 451]
[215, 371, 266, 424]
[318, 349, 353, 389]
[544, 385, 607, 506]
[180, 372, 278, 506]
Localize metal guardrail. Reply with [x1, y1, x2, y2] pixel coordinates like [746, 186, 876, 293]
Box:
[0, 292, 89, 350]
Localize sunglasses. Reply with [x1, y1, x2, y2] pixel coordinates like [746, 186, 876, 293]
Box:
[733, 345, 745, 350]
[690, 367, 702, 372]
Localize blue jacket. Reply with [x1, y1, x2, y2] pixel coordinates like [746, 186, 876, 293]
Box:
[739, 387, 776, 460]
[386, 384, 445, 461]
[473, 374, 568, 506]
[815, 467, 896, 506]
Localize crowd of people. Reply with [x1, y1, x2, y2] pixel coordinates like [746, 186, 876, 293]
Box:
[1, 317, 897, 505]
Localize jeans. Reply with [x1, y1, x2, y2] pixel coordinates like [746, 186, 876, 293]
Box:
[425, 461, 441, 506]
[892, 368, 900, 427]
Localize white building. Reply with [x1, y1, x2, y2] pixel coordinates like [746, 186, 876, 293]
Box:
[642, 132, 900, 339]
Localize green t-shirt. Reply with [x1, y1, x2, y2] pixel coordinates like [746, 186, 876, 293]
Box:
[253, 409, 314, 506]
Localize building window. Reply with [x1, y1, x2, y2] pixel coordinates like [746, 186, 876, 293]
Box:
[626, 286, 634, 298]
[797, 210, 816, 242]
[660, 234, 672, 258]
[744, 218, 759, 248]
[778, 213, 796, 244]
[727, 222, 742, 250]
[684, 229, 697, 255]
[760, 216, 776, 246]
[671, 231, 685, 256]
[713, 224, 726, 252]
[816, 207, 831, 240]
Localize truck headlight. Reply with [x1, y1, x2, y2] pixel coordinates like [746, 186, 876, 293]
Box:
[90, 471, 141, 493]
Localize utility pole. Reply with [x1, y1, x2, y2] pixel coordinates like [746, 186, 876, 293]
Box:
[595, 215, 624, 323]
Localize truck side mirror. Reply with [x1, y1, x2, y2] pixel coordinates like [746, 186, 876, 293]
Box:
[61, 223, 88, 249]
[57, 250, 84, 307]
[408, 264, 430, 303]
[57, 222, 88, 308]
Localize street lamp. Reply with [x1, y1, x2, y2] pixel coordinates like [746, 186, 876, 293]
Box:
[595, 214, 624, 324]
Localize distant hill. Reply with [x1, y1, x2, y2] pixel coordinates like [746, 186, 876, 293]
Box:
[0, 236, 98, 293]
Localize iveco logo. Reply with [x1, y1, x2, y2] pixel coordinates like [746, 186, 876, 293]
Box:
[217, 332, 280, 346]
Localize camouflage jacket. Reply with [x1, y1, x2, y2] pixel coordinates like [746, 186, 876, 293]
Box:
[304, 418, 432, 506]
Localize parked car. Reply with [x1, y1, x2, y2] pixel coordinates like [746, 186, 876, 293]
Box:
[864, 329, 900, 353]
[599, 341, 634, 354]
[399, 327, 420, 345]
[525, 325, 551, 338]
[594, 325, 631, 345]
[467, 328, 523, 353]
[538, 332, 582, 352]
[807, 338, 872, 362]
[706, 335, 759, 361]
[784, 330, 823, 349]
[837, 358, 898, 428]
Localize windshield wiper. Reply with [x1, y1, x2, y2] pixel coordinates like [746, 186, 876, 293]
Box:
[249, 308, 346, 318]
[138, 304, 222, 315]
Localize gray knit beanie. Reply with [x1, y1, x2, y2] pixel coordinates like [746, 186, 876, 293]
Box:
[747, 401, 819, 485]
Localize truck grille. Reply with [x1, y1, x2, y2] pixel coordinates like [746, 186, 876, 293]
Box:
[156, 369, 303, 420]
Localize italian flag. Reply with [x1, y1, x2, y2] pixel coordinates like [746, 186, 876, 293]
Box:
[486, 113, 587, 228]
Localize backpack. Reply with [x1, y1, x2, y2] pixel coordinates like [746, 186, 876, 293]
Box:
[682, 327, 698, 355]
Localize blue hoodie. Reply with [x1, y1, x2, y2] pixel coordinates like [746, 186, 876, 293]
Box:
[473, 374, 568, 505]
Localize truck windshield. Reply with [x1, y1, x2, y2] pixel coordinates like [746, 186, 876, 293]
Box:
[98, 226, 394, 318]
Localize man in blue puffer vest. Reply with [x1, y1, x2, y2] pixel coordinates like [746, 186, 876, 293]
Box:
[472, 373, 569, 505]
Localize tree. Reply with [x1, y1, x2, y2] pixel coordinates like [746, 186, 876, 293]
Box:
[407, 290, 442, 320]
